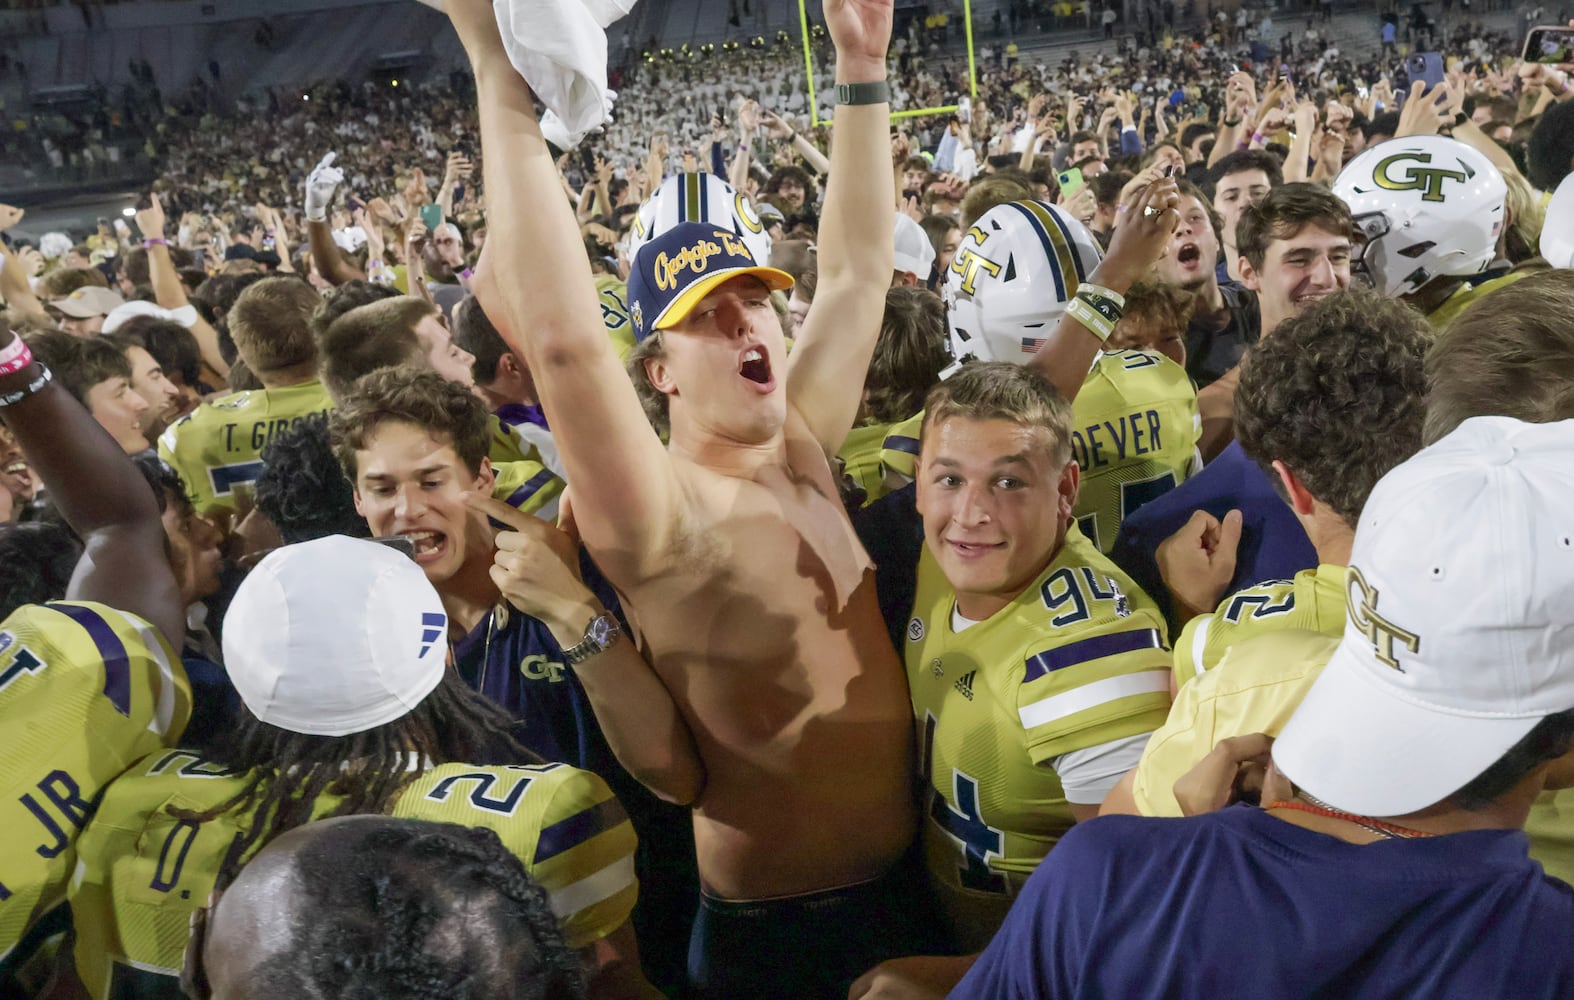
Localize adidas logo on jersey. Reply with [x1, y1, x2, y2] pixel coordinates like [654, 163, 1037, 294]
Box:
[953, 670, 977, 701]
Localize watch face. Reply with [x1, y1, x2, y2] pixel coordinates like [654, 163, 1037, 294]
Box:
[589, 615, 614, 647]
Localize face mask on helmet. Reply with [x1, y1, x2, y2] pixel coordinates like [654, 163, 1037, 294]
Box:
[626, 173, 773, 267]
[943, 200, 1104, 367]
[1332, 136, 1506, 299]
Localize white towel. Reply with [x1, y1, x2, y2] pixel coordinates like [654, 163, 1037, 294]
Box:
[417, 0, 638, 147]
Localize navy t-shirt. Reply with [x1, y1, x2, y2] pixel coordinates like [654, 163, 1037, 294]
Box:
[953, 806, 1574, 1000]
[1110, 440, 1317, 622]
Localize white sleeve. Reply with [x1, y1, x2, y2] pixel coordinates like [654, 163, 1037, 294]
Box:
[1049, 732, 1154, 805]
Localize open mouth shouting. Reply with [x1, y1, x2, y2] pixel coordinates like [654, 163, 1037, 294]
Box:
[738, 345, 776, 393]
[404, 529, 449, 565]
[1175, 242, 1203, 269]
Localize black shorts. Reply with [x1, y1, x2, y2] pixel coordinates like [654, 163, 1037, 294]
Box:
[684, 850, 946, 1000]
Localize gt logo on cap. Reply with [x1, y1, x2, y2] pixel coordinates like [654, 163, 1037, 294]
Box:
[1347, 566, 1421, 671]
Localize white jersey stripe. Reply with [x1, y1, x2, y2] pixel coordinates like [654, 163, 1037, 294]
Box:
[1018, 670, 1171, 730]
[548, 853, 636, 919]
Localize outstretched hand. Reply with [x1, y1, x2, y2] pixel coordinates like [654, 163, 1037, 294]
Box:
[1099, 175, 1181, 291]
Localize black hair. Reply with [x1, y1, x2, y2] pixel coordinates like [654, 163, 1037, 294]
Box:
[0, 522, 83, 619]
[451, 294, 510, 384]
[1527, 99, 1574, 192]
[107, 317, 204, 386]
[254, 414, 369, 544]
[1452, 709, 1574, 811]
[187, 672, 538, 887]
[311, 279, 402, 340]
[192, 271, 272, 365]
[245, 818, 587, 1000]
[1364, 110, 1400, 140]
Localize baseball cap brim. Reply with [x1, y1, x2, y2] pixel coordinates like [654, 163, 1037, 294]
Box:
[52, 301, 104, 318]
[652, 265, 795, 332]
[1273, 636, 1543, 818]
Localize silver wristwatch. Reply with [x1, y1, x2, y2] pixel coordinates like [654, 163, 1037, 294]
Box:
[563, 611, 622, 665]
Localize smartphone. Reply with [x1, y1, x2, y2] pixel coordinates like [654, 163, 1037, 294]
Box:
[1057, 167, 1086, 198]
[419, 203, 444, 231]
[371, 534, 418, 559]
[345, 194, 365, 213]
[1523, 25, 1574, 65]
[1405, 52, 1446, 92]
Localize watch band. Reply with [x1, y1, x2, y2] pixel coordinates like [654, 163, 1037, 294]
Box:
[563, 612, 622, 665]
[835, 81, 891, 106]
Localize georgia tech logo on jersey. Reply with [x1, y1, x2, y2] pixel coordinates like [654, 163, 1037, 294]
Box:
[1346, 565, 1421, 671]
[908, 617, 925, 642]
[1372, 152, 1472, 203]
[653, 231, 750, 291]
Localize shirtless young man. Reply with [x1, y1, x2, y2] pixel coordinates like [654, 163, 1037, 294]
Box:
[452, 1, 926, 997]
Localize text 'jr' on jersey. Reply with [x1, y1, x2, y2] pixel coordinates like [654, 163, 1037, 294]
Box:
[906, 527, 1172, 952]
[0, 603, 190, 970]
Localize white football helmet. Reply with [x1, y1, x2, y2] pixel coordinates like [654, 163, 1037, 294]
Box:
[943, 199, 1105, 366]
[1332, 136, 1506, 299]
[626, 172, 772, 266]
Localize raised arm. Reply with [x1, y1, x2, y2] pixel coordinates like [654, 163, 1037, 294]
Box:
[136, 193, 230, 381]
[304, 152, 365, 286]
[1028, 179, 1179, 404]
[784, 0, 896, 456]
[454, 1, 678, 568]
[0, 324, 184, 646]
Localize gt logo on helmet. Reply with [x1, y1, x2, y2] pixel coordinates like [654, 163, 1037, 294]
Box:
[1372, 152, 1471, 203]
[950, 247, 1003, 296]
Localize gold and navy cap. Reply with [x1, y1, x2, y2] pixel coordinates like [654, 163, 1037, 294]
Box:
[625, 222, 793, 342]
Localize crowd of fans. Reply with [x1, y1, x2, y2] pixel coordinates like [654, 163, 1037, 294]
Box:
[2, 0, 1574, 997]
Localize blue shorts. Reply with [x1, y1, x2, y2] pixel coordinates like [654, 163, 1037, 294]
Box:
[685, 851, 946, 1000]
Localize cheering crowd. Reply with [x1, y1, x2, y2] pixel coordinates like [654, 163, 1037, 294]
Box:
[3, 0, 1574, 997]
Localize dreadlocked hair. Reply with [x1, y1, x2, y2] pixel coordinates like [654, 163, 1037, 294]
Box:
[182, 670, 540, 886]
[247, 818, 588, 999]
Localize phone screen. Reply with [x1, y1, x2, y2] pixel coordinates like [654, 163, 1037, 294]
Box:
[1524, 26, 1574, 64]
[419, 203, 444, 231]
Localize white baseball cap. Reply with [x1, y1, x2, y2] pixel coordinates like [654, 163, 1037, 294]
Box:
[1540, 172, 1574, 269]
[1275, 416, 1574, 816]
[222, 535, 449, 737]
[893, 213, 937, 280]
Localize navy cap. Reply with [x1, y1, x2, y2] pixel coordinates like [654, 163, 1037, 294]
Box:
[625, 221, 793, 342]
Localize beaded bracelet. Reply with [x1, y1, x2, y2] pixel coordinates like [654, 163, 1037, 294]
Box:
[0, 364, 53, 408]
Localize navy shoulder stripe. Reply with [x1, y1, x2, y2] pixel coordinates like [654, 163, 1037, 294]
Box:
[1024, 628, 1163, 682]
[49, 603, 133, 716]
[883, 435, 921, 456]
[533, 797, 629, 864]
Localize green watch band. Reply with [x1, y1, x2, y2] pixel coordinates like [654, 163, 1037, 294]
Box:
[835, 81, 891, 106]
